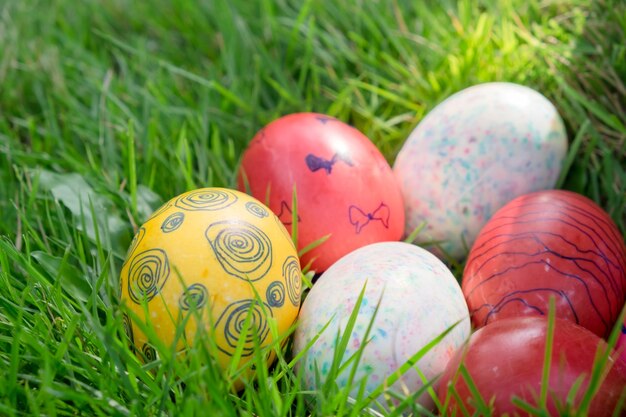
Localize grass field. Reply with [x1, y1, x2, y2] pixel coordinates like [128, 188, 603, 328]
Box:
[1, 0, 625, 415]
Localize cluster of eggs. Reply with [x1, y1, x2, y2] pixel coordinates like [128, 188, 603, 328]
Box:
[442, 189, 626, 415]
[118, 82, 626, 413]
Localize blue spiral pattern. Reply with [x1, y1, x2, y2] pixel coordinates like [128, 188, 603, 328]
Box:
[245, 201, 269, 218]
[205, 220, 272, 281]
[161, 212, 185, 233]
[179, 283, 209, 310]
[122, 313, 135, 352]
[215, 299, 272, 356]
[142, 343, 157, 362]
[175, 189, 237, 211]
[283, 256, 301, 307]
[266, 281, 285, 307]
[127, 249, 170, 304]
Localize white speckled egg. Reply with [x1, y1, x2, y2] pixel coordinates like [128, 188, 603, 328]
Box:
[293, 241, 470, 410]
[393, 82, 568, 259]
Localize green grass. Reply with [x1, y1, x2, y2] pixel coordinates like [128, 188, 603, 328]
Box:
[1, 0, 625, 415]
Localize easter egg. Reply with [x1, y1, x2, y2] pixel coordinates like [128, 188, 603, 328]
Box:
[437, 316, 626, 416]
[463, 190, 626, 338]
[237, 112, 404, 273]
[393, 82, 568, 259]
[119, 188, 301, 384]
[293, 241, 470, 410]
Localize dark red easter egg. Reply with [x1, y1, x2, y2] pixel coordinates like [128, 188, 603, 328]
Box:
[437, 316, 626, 417]
[237, 113, 404, 272]
[463, 190, 626, 338]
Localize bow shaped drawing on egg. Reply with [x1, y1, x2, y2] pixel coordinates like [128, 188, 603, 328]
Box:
[277, 200, 300, 225]
[348, 202, 390, 234]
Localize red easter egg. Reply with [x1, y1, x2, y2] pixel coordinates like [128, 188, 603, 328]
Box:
[437, 316, 626, 417]
[237, 113, 404, 272]
[463, 190, 626, 338]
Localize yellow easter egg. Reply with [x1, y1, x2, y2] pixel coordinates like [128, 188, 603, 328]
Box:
[119, 188, 301, 383]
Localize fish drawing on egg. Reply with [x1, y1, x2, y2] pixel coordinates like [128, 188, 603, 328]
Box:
[305, 153, 354, 174]
[393, 82, 568, 259]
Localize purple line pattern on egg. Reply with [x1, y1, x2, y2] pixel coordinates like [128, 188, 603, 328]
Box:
[393, 82, 568, 259]
[463, 190, 626, 338]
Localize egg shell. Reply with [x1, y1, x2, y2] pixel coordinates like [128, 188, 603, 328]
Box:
[463, 189, 626, 338]
[437, 316, 626, 417]
[237, 112, 405, 273]
[293, 241, 470, 410]
[393, 82, 568, 259]
[119, 188, 301, 384]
